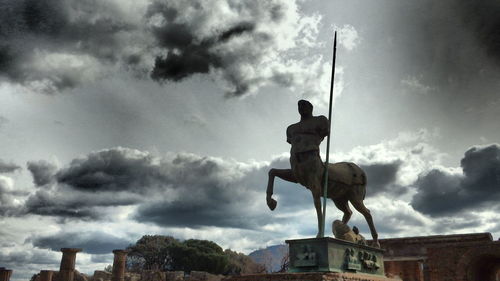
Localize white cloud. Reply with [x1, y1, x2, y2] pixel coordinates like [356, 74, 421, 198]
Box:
[333, 129, 445, 187]
[334, 24, 360, 51]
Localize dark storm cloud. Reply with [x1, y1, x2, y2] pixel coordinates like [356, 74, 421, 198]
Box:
[361, 161, 405, 196]
[0, 159, 21, 173]
[54, 147, 239, 194]
[458, 0, 500, 63]
[0, 249, 59, 266]
[31, 231, 131, 254]
[430, 214, 483, 233]
[27, 160, 57, 186]
[0, 0, 135, 92]
[131, 151, 272, 228]
[352, 210, 426, 236]
[56, 148, 167, 193]
[150, 21, 255, 84]
[411, 144, 500, 216]
[393, 0, 500, 98]
[1, 0, 323, 96]
[22, 147, 270, 228]
[135, 199, 265, 229]
[148, 0, 255, 83]
[145, 0, 274, 96]
[91, 253, 114, 263]
[22, 146, 415, 228]
[24, 188, 141, 220]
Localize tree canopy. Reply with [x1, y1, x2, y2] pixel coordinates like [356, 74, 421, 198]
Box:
[127, 235, 178, 271]
[126, 235, 264, 275]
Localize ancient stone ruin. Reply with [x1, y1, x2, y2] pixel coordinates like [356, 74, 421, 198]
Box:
[27, 248, 224, 281]
[0, 268, 13, 281]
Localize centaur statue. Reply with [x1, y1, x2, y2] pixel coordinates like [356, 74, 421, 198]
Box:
[265, 100, 379, 247]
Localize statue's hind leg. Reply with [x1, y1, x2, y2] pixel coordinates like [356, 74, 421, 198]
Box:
[350, 198, 379, 247]
[332, 198, 352, 224]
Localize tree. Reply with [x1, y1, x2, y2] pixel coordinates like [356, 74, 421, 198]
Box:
[224, 249, 266, 275]
[126, 235, 179, 271]
[126, 235, 262, 276]
[168, 239, 229, 274]
[277, 250, 289, 272]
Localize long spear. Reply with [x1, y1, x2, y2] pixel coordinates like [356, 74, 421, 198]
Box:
[320, 31, 337, 238]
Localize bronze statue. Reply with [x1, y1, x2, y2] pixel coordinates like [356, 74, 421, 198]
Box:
[266, 100, 379, 247]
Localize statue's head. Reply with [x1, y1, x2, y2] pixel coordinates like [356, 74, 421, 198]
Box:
[298, 99, 313, 117]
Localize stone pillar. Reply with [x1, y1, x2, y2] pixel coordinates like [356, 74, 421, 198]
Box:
[0, 268, 13, 281]
[59, 248, 82, 281]
[40, 270, 54, 281]
[111, 250, 128, 281]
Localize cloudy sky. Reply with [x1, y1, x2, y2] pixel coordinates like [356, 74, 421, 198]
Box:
[1, 0, 500, 279]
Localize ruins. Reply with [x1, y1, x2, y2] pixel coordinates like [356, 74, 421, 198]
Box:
[59, 248, 82, 281]
[380, 232, 500, 281]
[1, 233, 497, 281]
[0, 268, 13, 281]
[111, 250, 128, 281]
[21, 248, 225, 281]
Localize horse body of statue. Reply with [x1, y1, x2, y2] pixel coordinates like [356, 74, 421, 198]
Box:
[266, 100, 379, 247]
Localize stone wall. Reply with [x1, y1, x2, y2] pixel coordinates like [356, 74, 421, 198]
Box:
[32, 248, 224, 281]
[91, 271, 223, 281]
[379, 232, 500, 281]
[224, 272, 400, 281]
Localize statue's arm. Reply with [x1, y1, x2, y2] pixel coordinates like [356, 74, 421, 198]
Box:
[317, 115, 330, 137]
[286, 126, 292, 144]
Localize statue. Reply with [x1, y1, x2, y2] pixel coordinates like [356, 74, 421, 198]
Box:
[266, 100, 379, 247]
[332, 220, 366, 245]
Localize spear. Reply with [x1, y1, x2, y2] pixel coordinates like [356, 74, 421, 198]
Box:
[320, 31, 337, 238]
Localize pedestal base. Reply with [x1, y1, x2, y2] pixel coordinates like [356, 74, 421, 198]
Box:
[286, 237, 385, 276]
[225, 272, 400, 281]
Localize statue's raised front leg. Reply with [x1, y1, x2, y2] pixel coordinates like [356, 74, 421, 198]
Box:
[266, 168, 297, 210]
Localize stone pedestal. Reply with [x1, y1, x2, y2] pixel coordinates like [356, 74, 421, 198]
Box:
[59, 248, 82, 281]
[40, 270, 54, 281]
[286, 237, 385, 276]
[0, 268, 13, 281]
[225, 272, 400, 281]
[112, 250, 128, 281]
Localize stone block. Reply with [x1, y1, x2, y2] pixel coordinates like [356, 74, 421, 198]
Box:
[93, 271, 112, 281]
[140, 270, 166, 281]
[124, 273, 140, 281]
[40, 270, 55, 281]
[165, 272, 183, 281]
[187, 271, 222, 281]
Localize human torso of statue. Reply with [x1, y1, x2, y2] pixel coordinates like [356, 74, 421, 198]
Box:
[287, 115, 329, 154]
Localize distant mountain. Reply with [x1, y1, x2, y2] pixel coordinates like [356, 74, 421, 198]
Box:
[248, 244, 288, 272]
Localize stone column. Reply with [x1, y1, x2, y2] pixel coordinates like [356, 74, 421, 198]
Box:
[40, 270, 54, 281]
[59, 248, 82, 281]
[0, 268, 13, 281]
[111, 250, 128, 281]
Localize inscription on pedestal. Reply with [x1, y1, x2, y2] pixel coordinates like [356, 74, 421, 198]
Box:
[359, 251, 380, 270]
[344, 249, 361, 271]
[294, 245, 318, 267]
